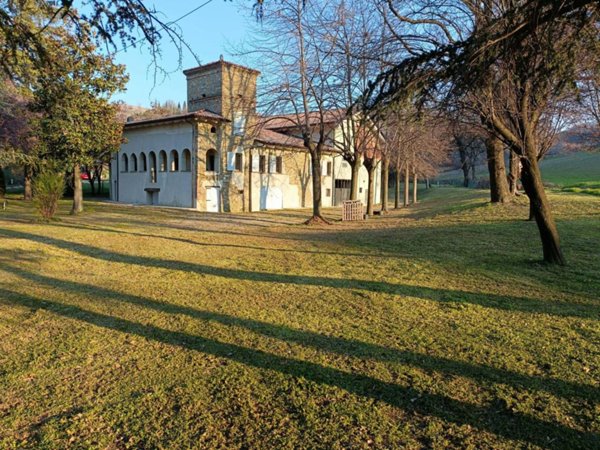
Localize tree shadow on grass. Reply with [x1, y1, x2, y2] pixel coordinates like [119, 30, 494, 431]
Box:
[1, 228, 597, 320]
[3, 263, 598, 407]
[47, 222, 382, 259]
[0, 287, 597, 449]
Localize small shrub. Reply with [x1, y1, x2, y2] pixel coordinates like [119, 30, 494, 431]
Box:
[33, 170, 65, 220]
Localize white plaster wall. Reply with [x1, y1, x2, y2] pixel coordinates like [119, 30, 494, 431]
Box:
[115, 123, 195, 207]
[251, 173, 302, 210]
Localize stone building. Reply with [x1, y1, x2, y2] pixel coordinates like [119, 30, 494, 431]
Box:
[110, 59, 381, 212]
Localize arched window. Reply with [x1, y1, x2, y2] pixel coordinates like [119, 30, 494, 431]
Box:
[121, 154, 128, 172]
[149, 151, 157, 183]
[159, 150, 167, 172]
[182, 149, 191, 171]
[130, 154, 138, 172]
[170, 149, 179, 171]
[206, 149, 217, 172]
[140, 152, 147, 172]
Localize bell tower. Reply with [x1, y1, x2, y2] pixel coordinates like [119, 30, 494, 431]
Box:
[183, 57, 260, 124]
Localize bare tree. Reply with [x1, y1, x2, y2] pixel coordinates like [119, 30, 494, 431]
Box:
[363, 0, 599, 264]
[243, 0, 338, 223]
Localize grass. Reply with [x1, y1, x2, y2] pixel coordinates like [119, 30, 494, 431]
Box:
[436, 151, 600, 195]
[0, 188, 599, 449]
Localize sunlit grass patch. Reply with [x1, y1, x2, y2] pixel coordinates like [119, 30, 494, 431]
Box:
[0, 187, 599, 449]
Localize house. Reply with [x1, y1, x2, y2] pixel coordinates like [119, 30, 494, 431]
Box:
[110, 58, 381, 212]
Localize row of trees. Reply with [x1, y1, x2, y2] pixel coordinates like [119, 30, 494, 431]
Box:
[358, 0, 599, 265]
[243, 0, 449, 223]
[0, 1, 127, 214]
[246, 0, 599, 263]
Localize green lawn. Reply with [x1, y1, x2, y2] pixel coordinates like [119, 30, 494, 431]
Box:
[436, 151, 600, 194]
[0, 189, 599, 449]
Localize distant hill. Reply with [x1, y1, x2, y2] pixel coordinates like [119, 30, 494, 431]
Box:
[435, 151, 600, 189]
[550, 125, 599, 155]
[116, 103, 147, 123]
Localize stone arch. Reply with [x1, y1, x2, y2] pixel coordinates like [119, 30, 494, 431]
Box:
[140, 152, 147, 172]
[121, 154, 128, 172]
[149, 151, 157, 182]
[170, 149, 179, 172]
[206, 149, 217, 172]
[159, 150, 167, 172]
[182, 149, 191, 172]
[130, 153, 138, 172]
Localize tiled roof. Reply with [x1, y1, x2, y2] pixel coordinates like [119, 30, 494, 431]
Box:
[255, 128, 306, 149]
[124, 110, 228, 129]
[260, 109, 347, 130]
[183, 59, 261, 76]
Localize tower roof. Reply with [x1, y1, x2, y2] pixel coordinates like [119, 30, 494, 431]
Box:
[183, 59, 261, 77]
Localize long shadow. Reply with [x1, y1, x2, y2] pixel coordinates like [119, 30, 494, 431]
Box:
[1, 228, 598, 319]
[3, 263, 597, 406]
[48, 222, 381, 259]
[83, 216, 309, 242]
[1, 288, 597, 449]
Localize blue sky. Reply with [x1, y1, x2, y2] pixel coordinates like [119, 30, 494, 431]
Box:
[109, 1, 256, 107]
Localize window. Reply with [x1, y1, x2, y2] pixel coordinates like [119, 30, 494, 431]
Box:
[140, 152, 147, 172]
[233, 112, 246, 135]
[268, 155, 277, 173]
[182, 149, 191, 171]
[121, 154, 128, 172]
[130, 154, 137, 172]
[206, 149, 217, 172]
[227, 151, 243, 171]
[159, 150, 167, 172]
[210, 126, 216, 133]
[259, 155, 267, 173]
[326, 161, 332, 176]
[276, 156, 283, 174]
[326, 188, 331, 197]
[149, 151, 157, 182]
[170, 150, 179, 171]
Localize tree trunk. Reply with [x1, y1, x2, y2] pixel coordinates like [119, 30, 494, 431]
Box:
[71, 165, 83, 215]
[248, 149, 253, 212]
[486, 136, 511, 203]
[88, 168, 96, 196]
[0, 166, 5, 198]
[381, 158, 389, 213]
[366, 165, 375, 216]
[350, 157, 360, 200]
[394, 165, 401, 208]
[309, 151, 323, 221]
[459, 148, 470, 187]
[403, 163, 410, 207]
[24, 165, 33, 201]
[412, 171, 418, 204]
[96, 167, 103, 195]
[508, 150, 520, 195]
[520, 155, 566, 265]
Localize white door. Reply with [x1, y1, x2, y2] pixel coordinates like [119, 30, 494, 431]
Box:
[206, 187, 220, 212]
[261, 186, 283, 210]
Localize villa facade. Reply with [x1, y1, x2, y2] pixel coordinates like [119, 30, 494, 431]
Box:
[110, 59, 381, 212]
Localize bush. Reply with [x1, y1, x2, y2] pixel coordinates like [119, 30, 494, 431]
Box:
[33, 170, 65, 220]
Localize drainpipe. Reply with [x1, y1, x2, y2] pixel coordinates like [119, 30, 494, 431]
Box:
[187, 118, 199, 209]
